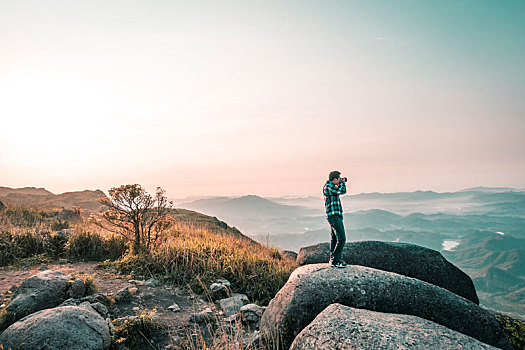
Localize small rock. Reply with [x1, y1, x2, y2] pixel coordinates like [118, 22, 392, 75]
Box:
[146, 278, 160, 287]
[79, 301, 95, 311]
[240, 304, 265, 323]
[168, 303, 181, 312]
[215, 279, 231, 288]
[70, 278, 86, 298]
[132, 306, 140, 312]
[190, 308, 214, 323]
[129, 280, 147, 286]
[91, 302, 108, 317]
[210, 279, 232, 300]
[81, 293, 111, 307]
[38, 265, 48, 271]
[58, 258, 68, 264]
[219, 294, 249, 317]
[115, 285, 134, 303]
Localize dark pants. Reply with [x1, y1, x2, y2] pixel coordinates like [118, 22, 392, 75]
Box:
[327, 214, 346, 264]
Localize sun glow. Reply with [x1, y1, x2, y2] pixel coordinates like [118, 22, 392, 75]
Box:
[0, 71, 118, 165]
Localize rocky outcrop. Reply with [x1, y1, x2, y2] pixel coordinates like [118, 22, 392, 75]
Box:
[260, 264, 511, 350]
[0, 270, 70, 330]
[290, 304, 499, 350]
[296, 241, 479, 304]
[0, 304, 111, 350]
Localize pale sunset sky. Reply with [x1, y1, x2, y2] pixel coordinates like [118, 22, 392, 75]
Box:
[1, 1, 524, 197]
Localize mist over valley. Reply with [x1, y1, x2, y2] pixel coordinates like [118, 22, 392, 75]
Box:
[174, 187, 525, 317]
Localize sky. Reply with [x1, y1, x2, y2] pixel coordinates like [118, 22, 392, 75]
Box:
[1, 0, 524, 198]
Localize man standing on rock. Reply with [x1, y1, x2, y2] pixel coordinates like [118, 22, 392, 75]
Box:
[323, 171, 348, 268]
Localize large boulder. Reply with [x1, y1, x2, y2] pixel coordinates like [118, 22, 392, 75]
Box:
[260, 264, 511, 350]
[0, 304, 111, 349]
[0, 270, 70, 330]
[290, 304, 499, 350]
[296, 241, 479, 304]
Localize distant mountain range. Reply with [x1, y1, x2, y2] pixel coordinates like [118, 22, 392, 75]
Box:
[0, 187, 107, 214]
[179, 194, 318, 219]
[2, 185, 524, 317]
[174, 187, 525, 318]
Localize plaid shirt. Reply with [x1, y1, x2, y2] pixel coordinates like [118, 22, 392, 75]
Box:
[323, 180, 346, 217]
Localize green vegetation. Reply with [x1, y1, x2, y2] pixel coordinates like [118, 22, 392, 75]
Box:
[68, 272, 99, 295]
[0, 206, 78, 229]
[0, 206, 127, 266]
[496, 314, 525, 350]
[65, 225, 127, 262]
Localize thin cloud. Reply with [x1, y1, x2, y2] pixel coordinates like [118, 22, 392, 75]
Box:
[374, 36, 388, 41]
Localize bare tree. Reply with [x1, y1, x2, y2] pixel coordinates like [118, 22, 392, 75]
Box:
[97, 184, 173, 254]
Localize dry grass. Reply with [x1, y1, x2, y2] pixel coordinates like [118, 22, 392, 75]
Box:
[0, 205, 295, 349]
[107, 221, 296, 305]
[65, 222, 127, 261]
[0, 204, 127, 266]
[112, 308, 162, 350]
[496, 314, 525, 350]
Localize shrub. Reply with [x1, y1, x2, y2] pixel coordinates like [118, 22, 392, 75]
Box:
[65, 225, 127, 262]
[69, 273, 99, 295]
[97, 184, 173, 254]
[496, 314, 525, 350]
[0, 222, 127, 266]
[112, 308, 161, 350]
[0, 228, 51, 266]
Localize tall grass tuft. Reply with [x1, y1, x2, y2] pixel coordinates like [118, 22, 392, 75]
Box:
[65, 223, 127, 262]
[0, 227, 66, 266]
[112, 308, 161, 350]
[0, 206, 127, 265]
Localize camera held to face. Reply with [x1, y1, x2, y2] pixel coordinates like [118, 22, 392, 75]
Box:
[340, 177, 347, 182]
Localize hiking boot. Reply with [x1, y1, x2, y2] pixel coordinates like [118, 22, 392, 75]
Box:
[330, 261, 346, 268]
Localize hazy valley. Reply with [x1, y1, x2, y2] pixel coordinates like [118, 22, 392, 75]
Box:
[174, 187, 525, 318]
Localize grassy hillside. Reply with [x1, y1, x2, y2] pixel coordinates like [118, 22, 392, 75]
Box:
[0, 204, 296, 304]
[1, 200, 524, 348]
